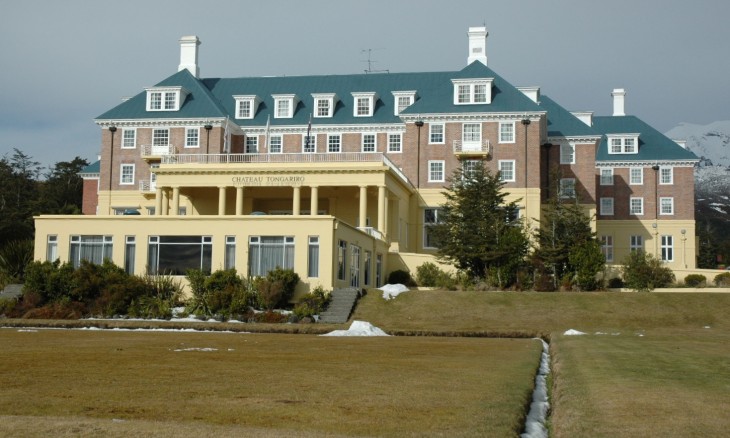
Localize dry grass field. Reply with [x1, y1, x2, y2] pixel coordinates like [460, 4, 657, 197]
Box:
[0, 329, 541, 437]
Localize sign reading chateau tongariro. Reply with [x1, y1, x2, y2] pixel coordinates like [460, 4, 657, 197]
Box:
[231, 175, 305, 187]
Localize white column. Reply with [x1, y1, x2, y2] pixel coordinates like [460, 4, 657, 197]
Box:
[161, 188, 168, 216]
[293, 186, 301, 216]
[377, 185, 386, 233]
[236, 186, 244, 216]
[310, 186, 319, 216]
[359, 186, 367, 228]
[155, 188, 163, 216]
[171, 186, 180, 216]
[218, 186, 227, 216]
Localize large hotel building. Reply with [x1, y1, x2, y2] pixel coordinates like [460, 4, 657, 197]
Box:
[35, 28, 699, 293]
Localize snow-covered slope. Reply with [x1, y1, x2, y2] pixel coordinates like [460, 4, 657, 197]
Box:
[665, 121, 730, 169]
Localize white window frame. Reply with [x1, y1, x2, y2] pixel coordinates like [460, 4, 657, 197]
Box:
[601, 235, 614, 262]
[429, 123, 445, 144]
[560, 142, 575, 164]
[387, 133, 402, 153]
[122, 128, 136, 149]
[630, 167, 643, 185]
[659, 166, 673, 185]
[145, 87, 185, 112]
[463, 122, 482, 145]
[245, 136, 258, 154]
[312, 93, 336, 118]
[423, 208, 443, 249]
[630, 235, 643, 252]
[630, 197, 644, 216]
[600, 197, 614, 216]
[302, 133, 317, 153]
[234, 95, 260, 120]
[308, 236, 319, 278]
[498, 160, 515, 182]
[659, 197, 674, 215]
[428, 160, 445, 182]
[361, 133, 377, 153]
[451, 78, 493, 104]
[600, 168, 614, 186]
[559, 178, 576, 199]
[152, 128, 169, 147]
[269, 134, 283, 154]
[352, 92, 377, 117]
[462, 159, 480, 179]
[273, 94, 297, 119]
[327, 134, 341, 153]
[661, 235, 674, 262]
[120, 164, 135, 185]
[499, 122, 515, 144]
[46, 235, 58, 262]
[185, 127, 200, 148]
[607, 134, 640, 154]
[392, 91, 416, 115]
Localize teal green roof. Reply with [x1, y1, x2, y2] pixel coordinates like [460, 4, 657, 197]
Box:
[96, 62, 543, 125]
[593, 116, 698, 162]
[539, 95, 598, 138]
[78, 160, 100, 176]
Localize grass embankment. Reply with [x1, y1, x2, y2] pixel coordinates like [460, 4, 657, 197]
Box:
[0, 329, 541, 437]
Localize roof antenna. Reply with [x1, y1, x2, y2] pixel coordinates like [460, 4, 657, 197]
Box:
[361, 48, 389, 74]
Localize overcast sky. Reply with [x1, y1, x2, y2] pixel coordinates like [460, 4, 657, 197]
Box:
[2, 0, 729, 169]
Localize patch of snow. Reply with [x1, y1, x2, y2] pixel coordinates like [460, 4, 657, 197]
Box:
[521, 339, 550, 438]
[379, 283, 409, 300]
[17, 329, 38, 333]
[173, 347, 218, 352]
[704, 325, 711, 329]
[320, 320, 389, 337]
[563, 329, 586, 336]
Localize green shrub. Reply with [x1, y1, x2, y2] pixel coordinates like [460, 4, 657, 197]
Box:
[265, 268, 300, 307]
[256, 278, 284, 311]
[0, 297, 16, 316]
[415, 262, 457, 289]
[293, 286, 331, 319]
[386, 269, 414, 286]
[568, 240, 605, 291]
[621, 251, 675, 292]
[23, 260, 75, 305]
[684, 274, 707, 287]
[714, 272, 730, 287]
[0, 239, 34, 282]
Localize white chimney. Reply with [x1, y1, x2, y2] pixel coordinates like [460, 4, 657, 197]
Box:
[178, 36, 201, 77]
[467, 27, 488, 66]
[571, 111, 594, 126]
[611, 88, 626, 116]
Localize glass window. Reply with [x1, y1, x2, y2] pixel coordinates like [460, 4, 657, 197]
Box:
[601, 235, 613, 262]
[328, 134, 341, 153]
[624, 138, 636, 153]
[499, 122, 515, 143]
[302, 134, 317, 153]
[376, 254, 382, 287]
[660, 167, 673, 184]
[630, 235, 643, 252]
[600, 168, 613, 185]
[237, 100, 251, 118]
[428, 161, 444, 182]
[245, 136, 258, 154]
[356, 97, 370, 116]
[660, 197, 674, 215]
[124, 236, 135, 275]
[149, 92, 162, 110]
[308, 236, 319, 278]
[457, 84, 470, 103]
[46, 235, 58, 262]
[630, 197, 644, 215]
[148, 236, 212, 275]
[363, 250, 372, 286]
[423, 208, 443, 249]
[388, 133, 402, 153]
[429, 124, 444, 144]
[463, 123, 481, 143]
[269, 135, 282, 154]
[248, 236, 294, 277]
[350, 244, 361, 287]
[474, 84, 487, 103]
[225, 236, 236, 270]
[600, 197, 614, 216]
[661, 235, 673, 262]
[69, 235, 113, 268]
[164, 92, 176, 110]
[362, 134, 376, 153]
[560, 143, 575, 164]
[120, 164, 134, 185]
[499, 160, 515, 182]
[185, 127, 199, 148]
[276, 99, 290, 118]
[122, 129, 136, 148]
[462, 159, 480, 179]
[152, 129, 169, 146]
[337, 240, 347, 280]
[316, 98, 330, 117]
[396, 96, 412, 114]
[560, 178, 576, 199]
[630, 168, 643, 185]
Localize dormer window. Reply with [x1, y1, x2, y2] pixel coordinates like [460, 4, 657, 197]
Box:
[273, 94, 298, 119]
[607, 134, 640, 154]
[352, 92, 377, 117]
[392, 91, 417, 115]
[234, 95, 261, 120]
[312, 93, 337, 118]
[145, 86, 187, 112]
[451, 78, 493, 105]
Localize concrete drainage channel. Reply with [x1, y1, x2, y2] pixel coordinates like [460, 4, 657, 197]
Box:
[521, 338, 551, 438]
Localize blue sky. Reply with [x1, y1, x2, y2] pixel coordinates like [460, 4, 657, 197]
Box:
[1, 0, 729, 168]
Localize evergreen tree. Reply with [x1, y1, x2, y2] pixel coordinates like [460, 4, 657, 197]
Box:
[430, 161, 529, 288]
[41, 157, 89, 214]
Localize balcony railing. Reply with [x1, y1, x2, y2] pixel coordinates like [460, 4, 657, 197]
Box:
[160, 152, 415, 187]
[141, 144, 176, 158]
[453, 139, 491, 155]
[139, 180, 156, 192]
[357, 227, 384, 241]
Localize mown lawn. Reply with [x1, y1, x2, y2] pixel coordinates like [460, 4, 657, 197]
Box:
[0, 329, 541, 437]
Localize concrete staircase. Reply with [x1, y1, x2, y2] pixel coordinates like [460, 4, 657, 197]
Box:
[318, 287, 360, 324]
